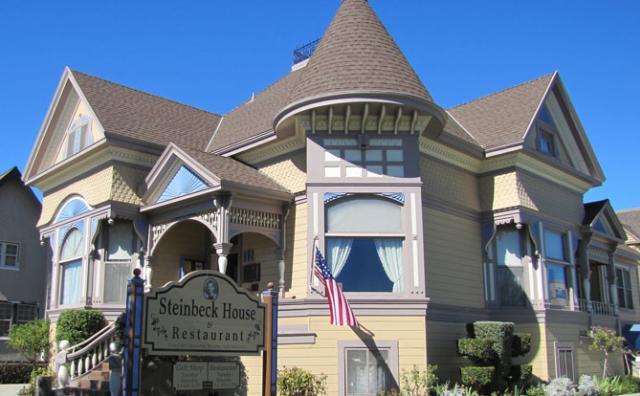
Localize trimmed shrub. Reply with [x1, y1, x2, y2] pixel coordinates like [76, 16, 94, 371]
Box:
[0, 363, 47, 384]
[277, 367, 326, 396]
[457, 338, 495, 363]
[55, 309, 106, 346]
[460, 366, 494, 389]
[513, 333, 532, 357]
[8, 320, 49, 363]
[510, 364, 533, 384]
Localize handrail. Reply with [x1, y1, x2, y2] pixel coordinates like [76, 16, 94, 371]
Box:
[56, 323, 118, 386]
[66, 323, 116, 358]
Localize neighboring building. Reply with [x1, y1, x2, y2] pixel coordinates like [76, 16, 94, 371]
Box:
[0, 167, 46, 361]
[618, 209, 640, 252]
[23, 0, 640, 393]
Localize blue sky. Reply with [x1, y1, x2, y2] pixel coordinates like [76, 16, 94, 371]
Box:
[0, 1, 638, 210]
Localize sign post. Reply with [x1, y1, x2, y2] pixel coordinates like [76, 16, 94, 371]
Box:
[262, 283, 279, 396]
[123, 269, 144, 396]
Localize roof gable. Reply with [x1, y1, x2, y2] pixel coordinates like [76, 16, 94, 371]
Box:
[144, 143, 290, 207]
[448, 73, 555, 151]
[24, 68, 108, 181]
[617, 209, 640, 243]
[584, 200, 626, 241]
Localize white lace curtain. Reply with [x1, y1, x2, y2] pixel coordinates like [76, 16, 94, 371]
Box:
[374, 239, 403, 292]
[327, 238, 353, 277]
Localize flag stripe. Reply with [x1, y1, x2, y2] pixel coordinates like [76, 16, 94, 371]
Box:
[313, 247, 357, 327]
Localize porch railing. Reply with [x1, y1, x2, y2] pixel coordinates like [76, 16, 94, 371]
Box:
[577, 299, 617, 316]
[55, 322, 117, 385]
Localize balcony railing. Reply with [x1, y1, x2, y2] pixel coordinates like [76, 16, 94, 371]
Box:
[577, 299, 617, 316]
[293, 39, 320, 64]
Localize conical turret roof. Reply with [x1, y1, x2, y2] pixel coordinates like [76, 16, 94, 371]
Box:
[287, 0, 434, 107]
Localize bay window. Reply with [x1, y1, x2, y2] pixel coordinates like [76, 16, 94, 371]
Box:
[544, 229, 571, 306]
[325, 196, 404, 293]
[59, 227, 84, 305]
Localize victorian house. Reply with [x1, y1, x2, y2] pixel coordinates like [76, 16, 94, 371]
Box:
[24, 0, 640, 394]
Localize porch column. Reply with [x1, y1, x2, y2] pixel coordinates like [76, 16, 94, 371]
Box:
[607, 248, 619, 314]
[143, 255, 153, 292]
[214, 243, 233, 274]
[577, 233, 592, 311]
[275, 248, 285, 297]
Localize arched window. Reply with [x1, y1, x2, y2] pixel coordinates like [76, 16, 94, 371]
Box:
[64, 114, 92, 158]
[325, 196, 404, 292]
[54, 197, 91, 224]
[59, 228, 84, 305]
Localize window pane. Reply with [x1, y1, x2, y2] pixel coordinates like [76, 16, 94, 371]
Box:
[496, 229, 521, 267]
[324, 138, 357, 147]
[16, 304, 36, 323]
[0, 302, 11, 320]
[369, 138, 402, 147]
[333, 239, 397, 292]
[347, 350, 368, 394]
[544, 230, 566, 261]
[104, 262, 130, 304]
[497, 267, 526, 306]
[108, 222, 133, 261]
[324, 167, 341, 177]
[365, 150, 382, 162]
[61, 260, 82, 305]
[0, 321, 9, 337]
[325, 150, 340, 161]
[547, 264, 568, 306]
[370, 350, 390, 394]
[366, 165, 383, 176]
[5, 244, 17, 255]
[4, 255, 17, 267]
[345, 167, 362, 177]
[344, 149, 362, 162]
[386, 149, 403, 162]
[386, 166, 404, 177]
[327, 198, 402, 233]
[61, 229, 84, 260]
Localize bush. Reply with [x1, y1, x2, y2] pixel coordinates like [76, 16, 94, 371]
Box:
[578, 375, 599, 396]
[277, 367, 326, 396]
[525, 384, 546, 396]
[17, 366, 53, 396]
[512, 333, 532, 357]
[544, 377, 576, 396]
[0, 363, 46, 384]
[458, 338, 495, 363]
[8, 320, 49, 363]
[460, 366, 494, 390]
[595, 376, 640, 396]
[55, 309, 106, 346]
[399, 365, 438, 396]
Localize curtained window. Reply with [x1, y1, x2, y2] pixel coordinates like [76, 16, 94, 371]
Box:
[493, 227, 526, 306]
[60, 228, 84, 305]
[325, 197, 404, 293]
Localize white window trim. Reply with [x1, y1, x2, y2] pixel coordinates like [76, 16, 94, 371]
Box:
[64, 114, 92, 159]
[58, 227, 86, 307]
[0, 241, 20, 270]
[615, 265, 634, 310]
[338, 340, 399, 396]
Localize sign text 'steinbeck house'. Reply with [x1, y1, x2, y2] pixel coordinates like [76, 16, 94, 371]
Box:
[24, 0, 640, 394]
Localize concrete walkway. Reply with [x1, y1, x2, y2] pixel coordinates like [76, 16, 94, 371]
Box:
[0, 384, 26, 396]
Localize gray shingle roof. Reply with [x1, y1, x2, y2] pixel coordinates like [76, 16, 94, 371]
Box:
[177, 145, 290, 194]
[287, 0, 433, 106]
[448, 73, 555, 150]
[208, 69, 304, 152]
[618, 209, 640, 241]
[72, 70, 222, 150]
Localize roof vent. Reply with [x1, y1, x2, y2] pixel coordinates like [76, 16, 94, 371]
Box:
[293, 39, 320, 65]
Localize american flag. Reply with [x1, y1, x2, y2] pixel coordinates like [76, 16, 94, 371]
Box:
[313, 247, 357, 327]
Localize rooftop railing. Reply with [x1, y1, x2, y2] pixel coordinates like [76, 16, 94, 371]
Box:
[293, 39, 320, 64]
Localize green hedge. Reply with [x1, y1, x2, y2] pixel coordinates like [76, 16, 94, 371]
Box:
[512, 333, 532, 357]
[457, 338, 495, 363]
[55, 309, 106, 346]
[0, 363, 47, 384]
[460, 366, 494, 389]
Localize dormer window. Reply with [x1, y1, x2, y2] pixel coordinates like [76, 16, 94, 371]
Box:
[536, 128, 556, 157]
[65, 114, 92, 158]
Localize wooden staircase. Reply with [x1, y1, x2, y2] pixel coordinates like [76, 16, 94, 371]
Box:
[56, 361, 112, 395]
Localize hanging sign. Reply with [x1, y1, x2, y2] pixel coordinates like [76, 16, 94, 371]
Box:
[172, 362, 240, 391]
[143, 271, 265, 356]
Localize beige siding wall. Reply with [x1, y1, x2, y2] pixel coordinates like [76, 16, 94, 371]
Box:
[544, 322, 624, 379]
[423, 207, 484, 308]
[421, 157, 480, 211]
[152, 221, 211, 288]
[286, 202, 308, 299]
[111, 164, 146, 205]
[240, 316, 426, 396]
[256, 151, 306, 194]
[39, 166, 114, 226]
